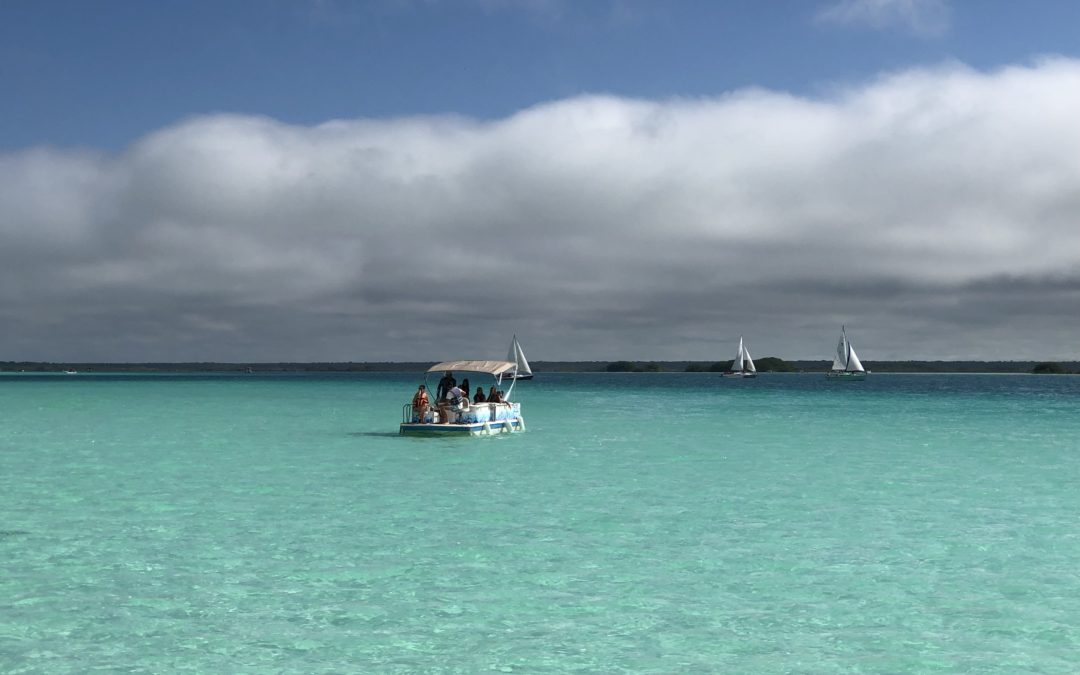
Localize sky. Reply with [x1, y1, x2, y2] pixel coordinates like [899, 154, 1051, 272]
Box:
[3, 0, 1080, 362]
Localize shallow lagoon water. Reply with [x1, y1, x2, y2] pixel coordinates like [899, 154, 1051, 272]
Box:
[3, 372, 1080, 672]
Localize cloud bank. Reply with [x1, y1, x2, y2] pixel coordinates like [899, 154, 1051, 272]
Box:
[3, 59, 1080, 362]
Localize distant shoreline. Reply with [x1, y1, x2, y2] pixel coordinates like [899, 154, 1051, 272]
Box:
[2, 360, 1077, 374]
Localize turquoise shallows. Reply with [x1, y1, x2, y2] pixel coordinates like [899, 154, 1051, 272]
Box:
[3, 372, 1080, 672]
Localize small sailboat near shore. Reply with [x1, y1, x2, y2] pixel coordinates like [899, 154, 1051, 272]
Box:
[504, 334, 533, 380]
[826, 326, 868, 380]
[722, 336, 757, 378]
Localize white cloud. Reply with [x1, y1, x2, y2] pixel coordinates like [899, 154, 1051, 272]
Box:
[816, 0, 951, 37]
[3, 59, 1080, 361]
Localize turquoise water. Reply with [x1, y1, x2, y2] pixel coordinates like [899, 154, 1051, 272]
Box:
[3, 372, 1080, 673]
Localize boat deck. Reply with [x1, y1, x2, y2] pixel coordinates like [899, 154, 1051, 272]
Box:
[400, 401, 524, 436]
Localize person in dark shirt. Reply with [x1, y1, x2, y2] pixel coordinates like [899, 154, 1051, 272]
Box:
[473, 387, 486, 403]
[436, 371, 456, 401]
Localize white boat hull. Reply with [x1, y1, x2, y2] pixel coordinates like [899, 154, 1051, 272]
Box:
[722, 371, 757, 378]
[400, 417, 524, 436]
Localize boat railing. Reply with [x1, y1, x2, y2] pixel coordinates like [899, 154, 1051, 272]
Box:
[401, 403, 434, 423]
[402, 403, 436, 424]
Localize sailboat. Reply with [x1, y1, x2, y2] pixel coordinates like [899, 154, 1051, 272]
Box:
[826, 326, 868, 379]
[504, 334, 534, 380]
[722, 336, 757, 378]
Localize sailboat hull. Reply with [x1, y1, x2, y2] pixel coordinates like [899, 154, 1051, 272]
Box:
[722, 372, 757, 378]
[826, 371, 867, 380]
[503, 373, 533, 381]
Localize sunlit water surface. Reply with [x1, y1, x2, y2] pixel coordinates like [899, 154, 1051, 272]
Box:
[3, 372, 1080, 673]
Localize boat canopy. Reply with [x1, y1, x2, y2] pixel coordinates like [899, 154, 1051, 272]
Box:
[426, 360, 518, 375]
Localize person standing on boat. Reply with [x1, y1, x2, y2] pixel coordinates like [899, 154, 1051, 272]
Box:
[411, 384, 430, 424]
[447, 384, 468, 410]
[438, 383, 468, 424]
[436, 371, 456, 401]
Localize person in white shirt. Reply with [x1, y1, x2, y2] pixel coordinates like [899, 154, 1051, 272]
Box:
[438, 385, 469, 423]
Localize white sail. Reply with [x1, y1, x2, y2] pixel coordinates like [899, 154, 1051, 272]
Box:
[508, 335, 532, 376]
[731, 337, 745, 372]
[743, 344, 756, 373]
[831, 333, 846, 371]
[845, 344, 865, 372]
[506, 336, 517, 367]
[830, 326, 866, 373]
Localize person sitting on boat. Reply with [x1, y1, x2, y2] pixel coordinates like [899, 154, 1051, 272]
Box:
[488, 385, 498, 403]
[436, 371, 456, 401]
[460, 378, 470, 404]
[411, 384, 430, 424]
[473, 387, 486, 403]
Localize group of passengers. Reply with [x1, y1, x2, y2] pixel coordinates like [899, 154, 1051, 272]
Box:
[411, 371, 506, 424]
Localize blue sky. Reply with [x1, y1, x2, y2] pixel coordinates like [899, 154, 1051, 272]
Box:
[4, 0, 1080, 151]
[3, 0, 1080, 362]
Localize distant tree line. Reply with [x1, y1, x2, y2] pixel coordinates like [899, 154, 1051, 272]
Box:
[2, 360, 1078, 374]
[0, 361, 432, 373]
[1031, 362, 1074, 374]
[684, 357, 797, 372]
[605, 361, 663, 373]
